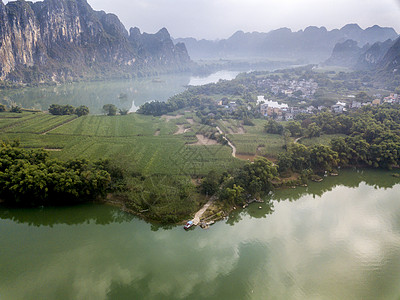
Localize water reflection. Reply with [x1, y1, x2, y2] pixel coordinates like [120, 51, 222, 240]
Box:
[0, 204, 134, 227]
[1, 169, 400, 300]
[273, 168, 400, 203]
[0, 70, 247, 114]
[225, 169, 400, 224]
[0, 74, 191, 114]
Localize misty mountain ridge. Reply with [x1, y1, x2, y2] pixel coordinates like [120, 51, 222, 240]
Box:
[324, 38, 395, 70]
[0, 0, 191, 84]
[174, 24, 397, 63]
[378, 37, 400, 76]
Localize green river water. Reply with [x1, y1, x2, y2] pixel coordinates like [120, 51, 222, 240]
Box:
[0, 71, 240, 114]
[1, 169, 400, 300]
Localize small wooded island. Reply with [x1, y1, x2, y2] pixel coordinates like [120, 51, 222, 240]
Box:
[1, 68, 400, 224]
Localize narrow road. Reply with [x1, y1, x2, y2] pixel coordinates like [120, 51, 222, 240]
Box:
[216, 126, 236, 157]
[191, 197, 215, 225]
[294, 137, 303, 143]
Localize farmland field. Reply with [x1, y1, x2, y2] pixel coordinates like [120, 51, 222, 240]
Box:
[228, 133, 285, 156]
[0, 112, 242, 176]
[218, 118, 285, 157]
[300, 134, 346, 147]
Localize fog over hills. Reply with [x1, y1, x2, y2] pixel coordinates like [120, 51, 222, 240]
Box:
[174, 24, 398, 63]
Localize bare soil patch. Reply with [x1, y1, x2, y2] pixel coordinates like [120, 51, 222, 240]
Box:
[161, 114, 183, 122]
[154, 130, 160, 136]
[236, 126, 245, 134]
[44, 148, 62, 151]
[174, 124, 186, 135]
[235, 154, 256, 161]
[186, 118, 195, 124]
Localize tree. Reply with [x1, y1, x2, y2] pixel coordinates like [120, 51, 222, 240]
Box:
[200, 170, 220, 196]
[309, 145, 339, 171]
[277, 152, 293, 173]
[103, 104, 117, 116]
[75, 105, 89, 117]
[10, 106, 22, 113]
[264, 119, 284, 134]
[306, 123, 321, 138]
[119, 109, 129, 115]
[0, 143, 111, 206]
[286, 121, 303, 137]
[293, 90, 303, 97]
[0, 104, 6, 112]
[61, 105, 75, 115]
[49, 104, 63, 115]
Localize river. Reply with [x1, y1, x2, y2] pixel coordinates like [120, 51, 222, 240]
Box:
[0, 71, 241, 114]
[1, 169, 400, 300]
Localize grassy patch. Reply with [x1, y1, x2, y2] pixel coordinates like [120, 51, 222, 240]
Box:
[300, 134, 346, 147]
[228, 133, 285, 157]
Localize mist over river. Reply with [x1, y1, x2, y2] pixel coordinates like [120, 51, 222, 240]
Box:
[0, 71, 241, 114]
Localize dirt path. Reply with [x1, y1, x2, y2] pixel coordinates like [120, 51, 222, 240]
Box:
[216, 126, 236, 157]
[174, 124, 186, 135]
[191, 197, 215, 225]
[294, 137, 303, 143]
[161, 114, 183, 122]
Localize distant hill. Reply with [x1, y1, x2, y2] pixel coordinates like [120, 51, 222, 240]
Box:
[323, 39, 395, 70]
[379, 37, 400, 75]
[174, 24, 398, 63]
[0, 0, 191, 84]
[324, 40, 368, 67]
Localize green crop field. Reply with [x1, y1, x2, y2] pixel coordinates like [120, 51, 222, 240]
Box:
[228, 133, 285, 156]
[217, 117, 285, 157]
[50, 114, 179, 137]
[0, 112, 243, 176]
[0, 112, 42, 130]
[4, 114, 77, 134]
[300, 134, 346, 147]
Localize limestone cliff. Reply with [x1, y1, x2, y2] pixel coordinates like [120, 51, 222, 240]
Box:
[0, 0, 191, 83]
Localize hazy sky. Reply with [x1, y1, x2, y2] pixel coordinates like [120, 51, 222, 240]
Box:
[4, 0, 400, 39]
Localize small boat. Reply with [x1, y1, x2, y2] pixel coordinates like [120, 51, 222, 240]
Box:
[184, 221, 194, 230]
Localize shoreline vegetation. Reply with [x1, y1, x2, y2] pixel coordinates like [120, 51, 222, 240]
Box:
[1, 68, 400, 225]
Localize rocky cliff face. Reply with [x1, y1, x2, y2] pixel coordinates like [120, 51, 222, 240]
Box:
[324, 39, 365, 67]
[379, 37, 400, 75]
[0, 0, 190, 83]
[355, 39, 394, 70]
[324, 38, 395, 70]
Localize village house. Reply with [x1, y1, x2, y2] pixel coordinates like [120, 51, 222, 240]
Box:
[351, 101, 362, 109]
[372, 99, 381, 106]
[383, 94, 398, 104]
[331, 101, 346, 113]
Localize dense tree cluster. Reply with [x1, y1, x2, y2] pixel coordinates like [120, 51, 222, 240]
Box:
[201, 157, 278, 205]
[102, 104, 117, 116]
[49, 104, 89, 116]
[277, 105, 400, 172]
[0, 143, 111, 206]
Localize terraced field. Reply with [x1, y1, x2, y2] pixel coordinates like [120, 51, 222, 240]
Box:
[5, 114, 77, 134]
[0, 112, 242, 176]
